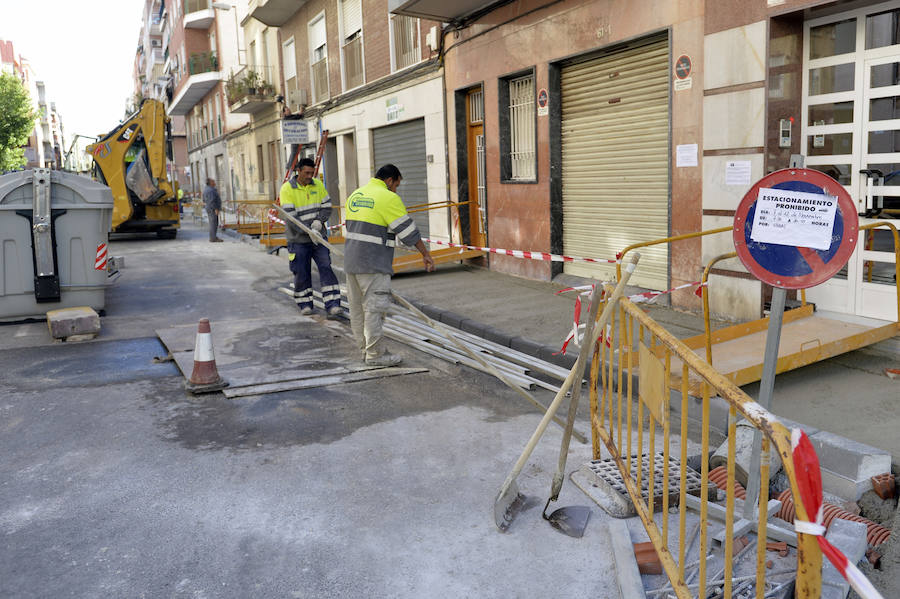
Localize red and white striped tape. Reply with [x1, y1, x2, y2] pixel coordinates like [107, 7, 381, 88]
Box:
[420, 238, 617, 265]
[791, 429, 884, 599]
[94, 243, 107, 271]
[555, 280, 707, 354]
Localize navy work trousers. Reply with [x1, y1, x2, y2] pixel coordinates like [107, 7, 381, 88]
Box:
[288, 242, 341, 311]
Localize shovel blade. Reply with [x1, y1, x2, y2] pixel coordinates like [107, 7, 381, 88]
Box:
[545, 506, 592, 538]
[494, 481, 527, 532]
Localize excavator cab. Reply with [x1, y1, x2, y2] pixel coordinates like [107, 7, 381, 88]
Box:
[87, 99, 180, 238]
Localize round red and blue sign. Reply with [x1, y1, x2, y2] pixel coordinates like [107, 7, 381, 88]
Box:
[733, 168, 859, 289]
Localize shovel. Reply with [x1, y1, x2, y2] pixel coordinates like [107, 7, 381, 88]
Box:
[493, 254, 640, 532]
[541, 282, 605, 538]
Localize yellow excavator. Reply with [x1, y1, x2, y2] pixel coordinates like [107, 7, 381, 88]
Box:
[86, 99, 180, 238]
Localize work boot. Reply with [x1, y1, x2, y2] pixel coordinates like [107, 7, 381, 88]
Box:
[210, 238, 223, 243]
[328, 305, 342, 316]
[365, 352, 402, 367]
[300, 306, 313, 315]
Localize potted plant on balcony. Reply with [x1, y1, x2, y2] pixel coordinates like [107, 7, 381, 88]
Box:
[243, 70, 262, 96]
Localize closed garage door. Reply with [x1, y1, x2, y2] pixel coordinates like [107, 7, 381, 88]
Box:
[372, 118, 429, 238]
[561, 37, 669, 289]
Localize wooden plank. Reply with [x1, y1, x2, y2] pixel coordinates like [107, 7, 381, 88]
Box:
[678, 304, 815, 350]
[392, 248, 485, 273]
[664, 316, 899, 394]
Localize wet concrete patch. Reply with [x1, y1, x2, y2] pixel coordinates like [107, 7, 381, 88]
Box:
[0, 337, 179, 390]
[150, 362, 536, 451]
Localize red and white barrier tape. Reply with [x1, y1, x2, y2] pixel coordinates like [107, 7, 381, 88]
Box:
[420, 238, 617, 265]
[791, 429, 884, 599]
[94, 243, 107, 271]
[555, 280, 707, 354]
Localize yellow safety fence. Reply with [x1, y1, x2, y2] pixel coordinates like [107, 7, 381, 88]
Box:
[588, 290, 823, 598]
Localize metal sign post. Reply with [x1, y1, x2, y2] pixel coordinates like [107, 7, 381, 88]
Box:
[732, 168, 859, 522]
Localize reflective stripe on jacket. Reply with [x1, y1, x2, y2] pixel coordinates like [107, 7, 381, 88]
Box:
[344, 178, 421, 275]
[279, 176, 331, 244]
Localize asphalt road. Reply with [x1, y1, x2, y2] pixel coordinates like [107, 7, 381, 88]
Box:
[0, 223, 625, 598]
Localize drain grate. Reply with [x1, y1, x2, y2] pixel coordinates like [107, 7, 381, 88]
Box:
[584, 452, 708, 510]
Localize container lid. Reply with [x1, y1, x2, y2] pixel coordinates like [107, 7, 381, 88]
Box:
[0, 170, 115, 209]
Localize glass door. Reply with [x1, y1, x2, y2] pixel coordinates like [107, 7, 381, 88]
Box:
[802, 2, 900, 320]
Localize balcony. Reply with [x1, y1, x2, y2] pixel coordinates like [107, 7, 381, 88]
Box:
[184, 0, 214, 29]
[150, 15, 163, 36]
[226, 65, 278, 114]
[342, 36, 364, 90]
[388, 0, 496, 21]
[168, 51, 222, 116]
[249, 0, 307, 27]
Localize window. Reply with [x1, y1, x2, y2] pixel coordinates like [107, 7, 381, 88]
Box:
[340, 0, 364, 90]
[283, 38, 296, 81]
[309, 15, 328, 103]
[390, 14, 419, 71]
[499, 72, 536, 182]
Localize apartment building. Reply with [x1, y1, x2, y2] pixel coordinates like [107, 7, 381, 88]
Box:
[167, 0, 250, 200]
[225, 3, 285, 206]
[394, 0, 900, 324]
[256, 0, 446, 237]
[0, 39, 56, 170]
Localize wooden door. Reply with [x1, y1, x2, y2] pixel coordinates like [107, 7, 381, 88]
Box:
[466, 87, 486, 247]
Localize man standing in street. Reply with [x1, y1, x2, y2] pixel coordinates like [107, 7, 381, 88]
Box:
[344, 164, 435, 366]
[280, 158, 342, 316]
[202, 178, 223, 243]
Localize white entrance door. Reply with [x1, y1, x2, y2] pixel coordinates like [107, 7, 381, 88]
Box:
[802, 2, 900, 320]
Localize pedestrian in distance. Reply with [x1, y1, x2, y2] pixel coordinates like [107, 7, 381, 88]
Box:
[202, 178, 223, 242]
[344, 164, 435, 367]
[279, 157, 342, 316]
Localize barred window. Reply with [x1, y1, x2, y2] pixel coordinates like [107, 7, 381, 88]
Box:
[500, 73, 536, 182]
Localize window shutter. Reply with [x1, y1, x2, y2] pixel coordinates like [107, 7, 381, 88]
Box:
[341, 0, 362, 39]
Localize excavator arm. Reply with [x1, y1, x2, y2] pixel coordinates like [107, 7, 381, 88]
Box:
[86, 99, 179, 235]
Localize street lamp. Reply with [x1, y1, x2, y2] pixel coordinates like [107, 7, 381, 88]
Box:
[211, 2, 244, 66]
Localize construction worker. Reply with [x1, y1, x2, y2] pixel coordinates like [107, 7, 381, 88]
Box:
[344, 164, 435, 366]
[280, 157, 342, 316]
[202, 178, 223, 243]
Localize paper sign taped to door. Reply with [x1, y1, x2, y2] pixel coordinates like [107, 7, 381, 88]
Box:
[750, 187, 838, 250]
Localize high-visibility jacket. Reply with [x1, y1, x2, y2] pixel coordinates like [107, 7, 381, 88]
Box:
[279, 176, 331, 244]
[344, 177, 421, 275]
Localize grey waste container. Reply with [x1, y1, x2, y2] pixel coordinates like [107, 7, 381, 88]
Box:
[0, 169, 113, 321]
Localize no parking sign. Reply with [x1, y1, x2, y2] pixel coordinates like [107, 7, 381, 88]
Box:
[733, 169, 859, 289]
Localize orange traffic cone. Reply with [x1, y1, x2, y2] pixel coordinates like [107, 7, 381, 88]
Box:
[185, 318, 229, 394]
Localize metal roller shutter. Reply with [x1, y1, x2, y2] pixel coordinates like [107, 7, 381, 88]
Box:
[373, 118, 429, 238]
[561, 38, 669, 289]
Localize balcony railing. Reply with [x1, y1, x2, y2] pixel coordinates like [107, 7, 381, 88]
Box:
[342, 36, 364, 90]
[312, 57, 328, 103]
[184, 0, 210, 12]
[226, 65, 278, 111]
[188, 51, 218, 75]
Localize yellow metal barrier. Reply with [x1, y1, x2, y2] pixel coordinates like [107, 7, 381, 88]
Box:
[588, 293, 822, 598]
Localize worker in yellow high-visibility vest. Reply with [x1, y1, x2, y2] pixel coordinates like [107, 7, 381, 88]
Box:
[279, 157, 342, 315]
[344, 164, 434, 366]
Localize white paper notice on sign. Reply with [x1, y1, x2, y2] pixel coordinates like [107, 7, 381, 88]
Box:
[676, 143, 697, 167]
[750, 187, 838, 250]
[725, 161, 751, 186]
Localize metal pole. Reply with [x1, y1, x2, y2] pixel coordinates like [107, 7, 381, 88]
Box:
[742, 286, 787, 521]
